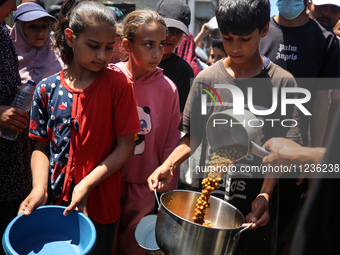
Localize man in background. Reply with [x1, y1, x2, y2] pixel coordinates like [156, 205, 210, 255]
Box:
[259, 0, 340, 253]
[308, 0, 340, 31]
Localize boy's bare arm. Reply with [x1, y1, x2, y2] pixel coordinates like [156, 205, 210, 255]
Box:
[194, 22, 210, 46]
[243, 176, 278, 229]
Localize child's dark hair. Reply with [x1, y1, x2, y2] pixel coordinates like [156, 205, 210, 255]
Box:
[53, 0, 86, 41]
[123, 9, 166, 42]
[215, 0, 270, 36]
[54, 0, 116, 65]
[212, 42, 226, 54]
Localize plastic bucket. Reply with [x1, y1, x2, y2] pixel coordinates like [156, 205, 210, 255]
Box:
[2, 205, 96, 255]
[135, 214, 163, 255]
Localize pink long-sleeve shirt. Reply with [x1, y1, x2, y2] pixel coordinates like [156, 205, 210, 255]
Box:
[112, 63, 181, 187]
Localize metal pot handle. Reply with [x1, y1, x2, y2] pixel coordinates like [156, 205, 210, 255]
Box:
[154, 189, 161, 211]
[233, 222, 254, 240]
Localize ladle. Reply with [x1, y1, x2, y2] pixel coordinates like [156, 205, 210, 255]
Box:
[206, 109, 269, 161]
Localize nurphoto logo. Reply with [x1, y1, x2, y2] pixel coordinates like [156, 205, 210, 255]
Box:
[200, 83, 312, 117]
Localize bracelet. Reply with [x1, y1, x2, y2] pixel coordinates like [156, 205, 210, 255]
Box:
[256, 192, 270, 202]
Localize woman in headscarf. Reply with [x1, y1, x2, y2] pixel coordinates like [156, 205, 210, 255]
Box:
[0, 1, 34, 251]
[10, 2, 65, 84]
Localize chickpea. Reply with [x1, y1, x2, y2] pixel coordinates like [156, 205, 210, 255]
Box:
[193, 145, 246, 226]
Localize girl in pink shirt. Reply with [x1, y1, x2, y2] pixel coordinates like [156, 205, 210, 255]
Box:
[111, 10, 181, 255]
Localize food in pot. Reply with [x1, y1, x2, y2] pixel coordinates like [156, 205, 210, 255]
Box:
[193, 177, 221, 224]
[203, 220, 215, 228]
[193, 145, 247, 226]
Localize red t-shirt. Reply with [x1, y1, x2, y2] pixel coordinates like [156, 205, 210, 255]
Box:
[29, 66, 141, 223]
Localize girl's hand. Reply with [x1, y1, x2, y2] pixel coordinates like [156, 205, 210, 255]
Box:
[63, 181, 90, 216]
[242, 193, 270, 229]
[0, 105, 28, 131]
[18, 186, 48, 216]
[147, 164, 175, 193]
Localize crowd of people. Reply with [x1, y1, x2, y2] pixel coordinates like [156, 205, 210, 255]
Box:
[0, 0, 339, 255]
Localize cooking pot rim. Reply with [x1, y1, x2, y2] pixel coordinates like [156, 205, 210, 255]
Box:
[159, 189, 245, 230]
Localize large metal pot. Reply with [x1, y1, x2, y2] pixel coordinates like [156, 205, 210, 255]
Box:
[155, 190, 247, 255]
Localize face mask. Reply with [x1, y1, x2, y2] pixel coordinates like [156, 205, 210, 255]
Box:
[276, 0, 305, 20]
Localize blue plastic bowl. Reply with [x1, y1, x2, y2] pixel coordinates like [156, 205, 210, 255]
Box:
[2, 205, 96, 255]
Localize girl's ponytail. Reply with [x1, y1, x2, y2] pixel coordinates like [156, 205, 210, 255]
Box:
[53, 0, 80, 66]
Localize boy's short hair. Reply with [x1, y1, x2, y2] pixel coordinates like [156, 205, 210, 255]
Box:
[216, 0, 270, 35]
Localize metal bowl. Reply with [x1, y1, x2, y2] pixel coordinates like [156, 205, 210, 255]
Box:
[155, 190, 245, 255]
